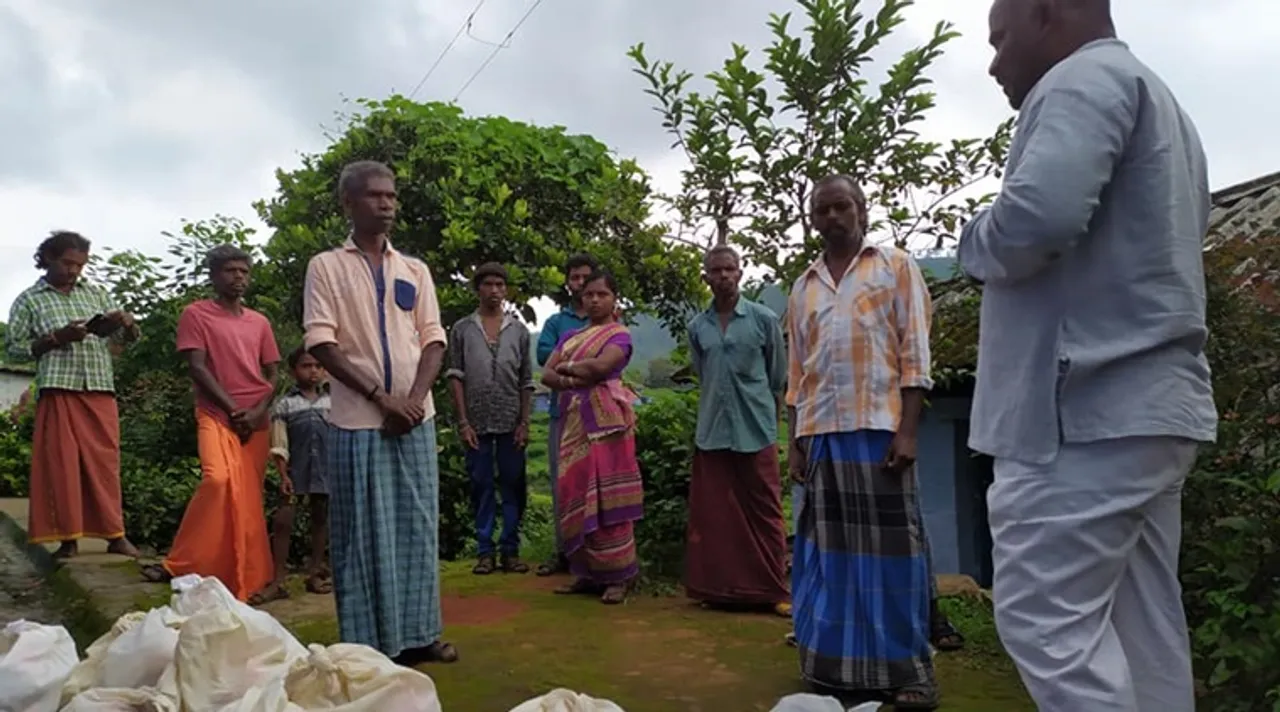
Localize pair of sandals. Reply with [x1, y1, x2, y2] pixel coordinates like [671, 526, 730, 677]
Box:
[472, 554, 529, 575]
[553, 577, 628, 605]
[139, 564, 332, 606]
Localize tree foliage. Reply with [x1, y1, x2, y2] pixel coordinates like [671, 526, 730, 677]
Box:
[255, 97, 704, 331]
[629, 0, 1011, 285]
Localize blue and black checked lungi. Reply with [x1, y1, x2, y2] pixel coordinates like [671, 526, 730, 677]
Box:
[792, 429, 934, 691]
[328, 419, 442, 657]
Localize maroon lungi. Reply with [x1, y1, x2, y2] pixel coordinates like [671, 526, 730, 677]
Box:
[684, 445, 789, 605]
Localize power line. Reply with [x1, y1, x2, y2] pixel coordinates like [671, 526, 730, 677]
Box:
[453, 0, 545, 102]
[407, 0, 489, 100]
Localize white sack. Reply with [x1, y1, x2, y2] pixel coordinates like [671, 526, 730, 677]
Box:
[0, 620, 78, 712]
[770, 695, 881, 712]
[99, 608, 181, 689]
[59, 687, 178, 712]
[507, 688, 626, 712]
[283, 643, 441, 712]
[169, 577, 305, 710]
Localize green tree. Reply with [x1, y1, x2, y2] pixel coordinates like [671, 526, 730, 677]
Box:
[254, 97, 704, 331]
[629, 0, 1012, 285]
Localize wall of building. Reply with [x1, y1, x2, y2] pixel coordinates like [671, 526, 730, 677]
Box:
[0, 372, 33, 411]
[916, 395, 993, 586]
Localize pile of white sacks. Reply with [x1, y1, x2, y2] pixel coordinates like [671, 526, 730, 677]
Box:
[0, 572, 876, 711]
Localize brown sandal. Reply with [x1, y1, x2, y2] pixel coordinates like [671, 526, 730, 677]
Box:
[600, 584, 627, 605]
[140, 563, 172, 584]
[248, 582, 290, 606]
[305, 573, 333, 595]
[472, 555, 496, 575]
[500, 555, 530, 574]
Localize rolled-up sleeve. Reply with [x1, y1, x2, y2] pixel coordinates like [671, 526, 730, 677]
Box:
[958, 67, 1137, 285]
[519, 326, 534, 390]
[6, 294, 35, 363]
[895, 256, 934, 390]
[269, 410, 289, 462]
[763, 310, 787, 397]
[444, 322, 466, 381]
[414, 263, 447, 348]
[302, 256, 338, 349]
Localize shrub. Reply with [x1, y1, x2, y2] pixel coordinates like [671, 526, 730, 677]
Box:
[633, 389, 699, 581]
[0, 406, 33, 498]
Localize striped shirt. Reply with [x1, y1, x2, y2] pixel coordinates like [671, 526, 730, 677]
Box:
[5, 278, 119, 393]
[269, 386, 331, 462]
[784, 244, 933, 438]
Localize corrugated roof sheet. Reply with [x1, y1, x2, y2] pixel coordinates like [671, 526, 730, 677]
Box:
[1208, 171, 1280, 246]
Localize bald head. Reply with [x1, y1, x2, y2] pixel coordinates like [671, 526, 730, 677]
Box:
[987, 0, 1115, 109]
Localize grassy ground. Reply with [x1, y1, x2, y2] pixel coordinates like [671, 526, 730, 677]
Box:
[267, 563, 1032, 711]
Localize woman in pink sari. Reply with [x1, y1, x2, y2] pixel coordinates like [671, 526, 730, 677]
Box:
[541, 271, 642, 604]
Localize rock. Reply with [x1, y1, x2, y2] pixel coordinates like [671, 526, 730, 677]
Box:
[935, 574, 982, 598]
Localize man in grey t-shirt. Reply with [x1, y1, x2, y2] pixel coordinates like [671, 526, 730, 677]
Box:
[960, 2, 1216, 710]
[447, 263, 534, 576]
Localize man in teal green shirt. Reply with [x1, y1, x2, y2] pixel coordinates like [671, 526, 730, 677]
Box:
[534, 253, 595, 576]
[684, 244, 790, 615]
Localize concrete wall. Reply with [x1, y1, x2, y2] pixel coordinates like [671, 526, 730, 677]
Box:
[0, 372, 32, 411]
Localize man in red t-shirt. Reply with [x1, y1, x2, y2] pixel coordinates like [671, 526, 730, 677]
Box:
[140, 245, 282, 603]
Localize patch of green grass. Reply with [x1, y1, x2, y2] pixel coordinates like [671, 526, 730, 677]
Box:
[279, 566, 1029, 711]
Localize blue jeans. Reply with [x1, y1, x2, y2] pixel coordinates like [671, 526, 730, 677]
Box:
[547, 417, 563, 552]
[465, 432, 527, 557]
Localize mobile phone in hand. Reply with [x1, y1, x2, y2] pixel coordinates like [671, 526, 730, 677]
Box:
[84, 314, 120, 337]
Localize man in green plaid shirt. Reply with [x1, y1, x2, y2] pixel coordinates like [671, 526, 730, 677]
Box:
[6, 231, 140, 559]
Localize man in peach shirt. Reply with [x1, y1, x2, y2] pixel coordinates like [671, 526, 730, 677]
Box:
[303, 160, 458, 666]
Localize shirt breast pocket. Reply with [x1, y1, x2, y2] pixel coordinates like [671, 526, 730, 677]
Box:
[724, 336, 763, 380]
[851, 282, 895, 329]
[393, 278, 417, 312]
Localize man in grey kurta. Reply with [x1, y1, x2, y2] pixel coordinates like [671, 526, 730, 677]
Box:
[960, 2, 1216, 710]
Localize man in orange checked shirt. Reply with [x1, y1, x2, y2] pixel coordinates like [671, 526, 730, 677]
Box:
[785, 175, 939, 710]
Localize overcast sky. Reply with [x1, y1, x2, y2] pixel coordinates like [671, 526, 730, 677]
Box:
[2, 0, 1276, 326]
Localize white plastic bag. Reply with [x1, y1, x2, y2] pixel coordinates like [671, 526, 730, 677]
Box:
[167, 575, 304, 658]
[0, 620, 78, 712]
[213, 677, 301, 712]
[508, 688, 626, 712]
[770, 694, 881, 711]
[99, 607, 181, 689]
[283, 643, 441, 711]
[61, 611, 146, 704]
[59, 687, 179, 711]
[169, 577, 306, 710]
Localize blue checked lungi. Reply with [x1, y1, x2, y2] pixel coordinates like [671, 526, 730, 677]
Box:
[328, 419, 441, 657]
[792, 430, 934, 691]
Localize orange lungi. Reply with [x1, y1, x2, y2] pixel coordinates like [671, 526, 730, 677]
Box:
[163, 410, 273, 601]
[28, 389, 126, 544]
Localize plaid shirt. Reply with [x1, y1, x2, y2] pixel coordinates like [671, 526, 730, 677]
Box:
[785, 244, 933, 437]
[6, 278, 120, 393]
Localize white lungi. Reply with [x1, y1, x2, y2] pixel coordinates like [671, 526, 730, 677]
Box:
[988, 436, 1197, 712]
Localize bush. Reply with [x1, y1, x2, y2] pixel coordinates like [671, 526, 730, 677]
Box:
[633, 389, 699, 581]
[1180, 234, 1280, 710]
[0, 406, 34, 498]
[119, 455, 201, 551]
